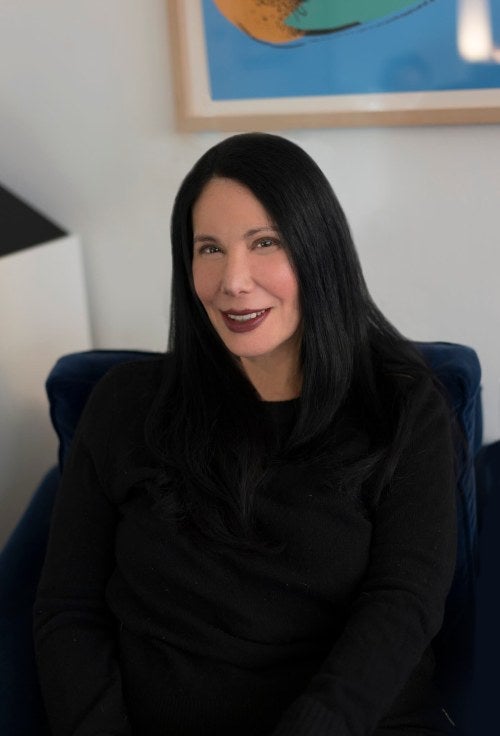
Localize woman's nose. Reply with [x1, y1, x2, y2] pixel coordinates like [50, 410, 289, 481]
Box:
[220, 250, 253, 295]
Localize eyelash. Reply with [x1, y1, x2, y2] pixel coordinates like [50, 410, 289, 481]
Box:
[198, 245, 221, 255]
[255, 238, 279, 249]
[197, 238, 280, 256]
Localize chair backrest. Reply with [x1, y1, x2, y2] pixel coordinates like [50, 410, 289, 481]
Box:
[46, 343, 482, 723]
[47, 343, 482, 634]
[416, 341, 482, 724]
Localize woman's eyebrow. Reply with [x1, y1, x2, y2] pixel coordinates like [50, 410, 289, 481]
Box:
[193, 227, 279, 244]
[244, 227, 279, 237]
[193, 234, 217, 244]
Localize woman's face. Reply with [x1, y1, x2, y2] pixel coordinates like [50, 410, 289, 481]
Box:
[192, 177, 301, 375]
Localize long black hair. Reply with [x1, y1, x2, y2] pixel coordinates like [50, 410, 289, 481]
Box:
[146, 132, 431, 549]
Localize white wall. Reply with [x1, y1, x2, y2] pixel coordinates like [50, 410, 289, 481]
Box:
[1, 1, 499, 533]
[0, 236, 91, 545]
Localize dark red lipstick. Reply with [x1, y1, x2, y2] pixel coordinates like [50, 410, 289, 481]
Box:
[221, 308, 270, 333]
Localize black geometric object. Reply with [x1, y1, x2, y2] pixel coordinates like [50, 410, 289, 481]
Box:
[0, 184, 67, 258]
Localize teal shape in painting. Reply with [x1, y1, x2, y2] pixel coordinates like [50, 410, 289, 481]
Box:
[285, 0, 423, 31]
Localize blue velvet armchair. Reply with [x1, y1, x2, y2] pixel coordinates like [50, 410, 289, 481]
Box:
[0, 342, 496, 735]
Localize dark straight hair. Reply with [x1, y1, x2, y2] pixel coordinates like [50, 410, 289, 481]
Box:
[146, 132, 430, 549]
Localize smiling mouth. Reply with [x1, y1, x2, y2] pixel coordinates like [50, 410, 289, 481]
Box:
[226, 309, 267, 322]
[221, 308, 271, 333]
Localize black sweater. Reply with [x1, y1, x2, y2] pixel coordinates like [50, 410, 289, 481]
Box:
[34, 357, 457, 736]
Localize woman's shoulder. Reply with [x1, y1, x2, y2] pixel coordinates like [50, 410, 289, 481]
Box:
[389, 368, 450, 415]
[78, 353, 173, 435]
[384, 369, 454, 469]
[374, 337, 447, 408]
[373, 365, 453, 468]
[99, 353, 169, 392]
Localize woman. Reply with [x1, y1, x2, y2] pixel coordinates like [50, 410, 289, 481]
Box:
[34, 133, 457, 735]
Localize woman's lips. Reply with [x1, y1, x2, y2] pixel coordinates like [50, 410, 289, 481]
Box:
[221, 308, 271, 333]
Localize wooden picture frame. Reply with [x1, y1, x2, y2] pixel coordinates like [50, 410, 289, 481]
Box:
[168, 0, 500, 131]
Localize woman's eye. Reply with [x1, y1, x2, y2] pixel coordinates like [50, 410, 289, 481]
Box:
[198, 244, 221, 255]
[255, 238, 279, 249]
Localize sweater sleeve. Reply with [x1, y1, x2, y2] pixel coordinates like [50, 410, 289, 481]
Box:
[271, 380, 457, 736]
[33, 371, 132, 736]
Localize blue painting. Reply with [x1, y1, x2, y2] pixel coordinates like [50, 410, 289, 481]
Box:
[201, 0, 500, 101]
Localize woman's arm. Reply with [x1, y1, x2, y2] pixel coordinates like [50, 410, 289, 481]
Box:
[34, 374, 132, 736]
[271, 380, 457, 736]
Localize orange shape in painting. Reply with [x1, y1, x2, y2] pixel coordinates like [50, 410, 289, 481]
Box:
[212, 0, 305, 44]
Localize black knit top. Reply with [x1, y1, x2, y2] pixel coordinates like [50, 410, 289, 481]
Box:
[34, 356, 457, 736]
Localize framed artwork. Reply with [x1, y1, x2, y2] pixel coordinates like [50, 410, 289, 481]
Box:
[168, 0, 500, 130]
